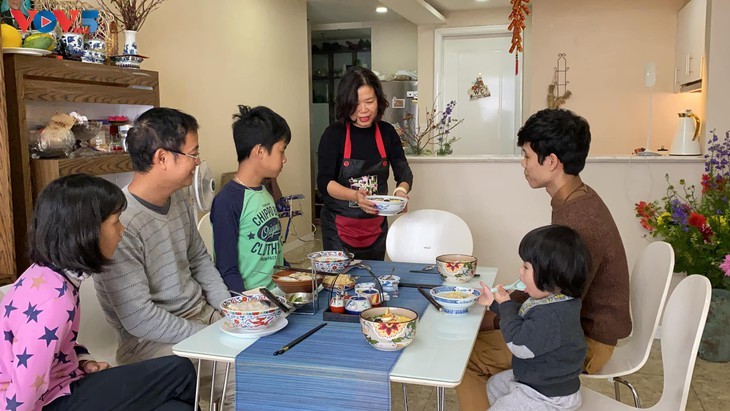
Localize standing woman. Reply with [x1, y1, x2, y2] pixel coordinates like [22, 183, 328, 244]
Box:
[317, 67, 414, 260]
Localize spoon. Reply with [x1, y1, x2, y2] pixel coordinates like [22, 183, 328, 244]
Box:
[490, 279, 527, 294]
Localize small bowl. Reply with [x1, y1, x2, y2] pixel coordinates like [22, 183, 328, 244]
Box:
[220, 294, 285, 330]
[378, 275, 400, 292]
[286, 292, 313, 306]
[322, 273, 357, 290]
[430, 286, 481, 315]
[436, 254, 478, 284]
[272, 270, 324, 294]
[366, 195, 408, 216]
[308, 251, 354, 273]
[360, 307, 418, 351]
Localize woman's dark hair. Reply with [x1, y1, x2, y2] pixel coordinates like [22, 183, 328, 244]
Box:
[517, 108, 591, 175]
[232, 105, 291, 162]
[126, 107, 200, 172]
[28, 174, 127, 274]
[518, 224, 590, 298]
[335, 66, 389, 124]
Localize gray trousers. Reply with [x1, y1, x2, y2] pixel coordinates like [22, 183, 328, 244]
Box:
[487, 370, 581, 411]
[116, 300, 235, 410]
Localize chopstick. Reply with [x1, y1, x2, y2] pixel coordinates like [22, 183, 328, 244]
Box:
[258, 287, 291, 312]
[273, 323, 327, 356]
[273, 265, 337, 277]
[409, 269, 479, 277]
[399, 283, 436, 289]
[418, 287, 444, 312]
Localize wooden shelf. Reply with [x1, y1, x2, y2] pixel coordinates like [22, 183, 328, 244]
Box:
[2, 54, 159, 277]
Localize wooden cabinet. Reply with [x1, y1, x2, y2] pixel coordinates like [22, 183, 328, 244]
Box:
[675, 0, 707, 91]
[311, 48, 371, 123]
[2, 54, 159, 280]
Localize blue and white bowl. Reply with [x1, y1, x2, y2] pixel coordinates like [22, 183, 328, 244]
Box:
[430, 286, 481, 315]
[366, 195, 408, 216]
[308, 250, 354, 274]
[60, 32, 84, 57]
[378, 275, 400, 293]
[220, 294, 285, 330]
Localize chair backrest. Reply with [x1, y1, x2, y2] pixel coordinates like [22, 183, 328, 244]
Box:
[197, 212, 214, 260]
[386, 209, 473, 263]
[653, 275, 710, 411]
[608, 241, 675, 374]
[78, 278, 119, 365]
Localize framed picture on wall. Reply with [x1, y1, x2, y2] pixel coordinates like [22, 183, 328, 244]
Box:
[1, 0, 33, 29]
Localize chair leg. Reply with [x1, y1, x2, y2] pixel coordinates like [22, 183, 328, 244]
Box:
[402, 383, 408, 411]
[613, 376, 641, 408]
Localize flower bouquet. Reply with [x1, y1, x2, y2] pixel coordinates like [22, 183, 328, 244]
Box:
[400, 99, 463, 156]
[635, 130, 730, 290]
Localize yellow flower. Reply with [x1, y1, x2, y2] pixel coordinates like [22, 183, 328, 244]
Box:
[709, 215, 728, 231]
[657, 212, 672, 227]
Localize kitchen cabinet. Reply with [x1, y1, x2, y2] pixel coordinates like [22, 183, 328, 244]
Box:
[2, 54, 159, 279]
[311, 46, 371, 123]
[675, 0, 707, 91]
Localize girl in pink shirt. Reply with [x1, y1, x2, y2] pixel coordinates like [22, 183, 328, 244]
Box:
[1, 174, 196, 411]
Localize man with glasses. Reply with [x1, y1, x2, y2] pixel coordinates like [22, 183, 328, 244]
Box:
[93, 107, 234, 409]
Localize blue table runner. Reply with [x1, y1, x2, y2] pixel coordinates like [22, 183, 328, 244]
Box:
[235, 261, 442, 411]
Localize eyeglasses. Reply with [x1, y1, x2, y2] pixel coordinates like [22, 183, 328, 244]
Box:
[166, 149, 201, 161]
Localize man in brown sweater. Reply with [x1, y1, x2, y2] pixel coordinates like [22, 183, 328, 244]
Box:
[456, 108, 632, 410]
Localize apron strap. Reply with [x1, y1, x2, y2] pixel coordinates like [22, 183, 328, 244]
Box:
[344, 123, 388, 167]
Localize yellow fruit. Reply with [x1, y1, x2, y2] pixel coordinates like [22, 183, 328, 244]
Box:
[23, 33, 56, 51]
[1, 24, 22, 48]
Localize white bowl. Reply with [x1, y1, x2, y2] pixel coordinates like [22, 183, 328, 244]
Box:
[366, 195, 408, 216]
[430, 286, 480, 315]
[436, 254, 478, 284]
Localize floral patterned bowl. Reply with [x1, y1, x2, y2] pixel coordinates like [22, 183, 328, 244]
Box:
[308, 250, 354, 273]
[435, 254, 478, 284]
[430, 286, 481, 315]
[220, 294, 285, 330]
[366, 195, 408, 216]
[360, 307, 418, 351]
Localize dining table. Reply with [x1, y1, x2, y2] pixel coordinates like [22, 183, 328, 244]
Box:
[171, 261, 497, 411]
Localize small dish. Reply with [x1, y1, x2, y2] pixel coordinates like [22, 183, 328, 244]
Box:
[219, 317, 288, 338]
[2, 47, 51, 56]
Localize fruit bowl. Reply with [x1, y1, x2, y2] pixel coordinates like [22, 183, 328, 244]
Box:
[436, 254, 478, 284]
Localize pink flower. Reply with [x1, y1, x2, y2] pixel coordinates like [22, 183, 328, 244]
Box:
[720, 255, 730, 278]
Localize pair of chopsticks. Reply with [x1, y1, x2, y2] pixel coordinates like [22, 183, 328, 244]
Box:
[409, 269, 480, 277]
[418, 287, 444, 312]
[258, 287, 291, 313]
[273, 265, 337, 277]
[273, 323, 327, 356]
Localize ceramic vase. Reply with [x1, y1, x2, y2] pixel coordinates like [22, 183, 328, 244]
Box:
[123, 30, 137, 55]
[698, 288, 730, 362]
[60, 32, 84, 57]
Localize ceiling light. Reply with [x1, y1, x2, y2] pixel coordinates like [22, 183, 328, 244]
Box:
[376, 7, 388, 13]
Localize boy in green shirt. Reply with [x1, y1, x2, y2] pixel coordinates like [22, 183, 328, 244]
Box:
[210, 105, 291, 293]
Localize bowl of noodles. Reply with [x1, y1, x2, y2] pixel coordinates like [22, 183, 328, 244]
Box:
[429, 286, 481, 315]
[435, 254, 478, 284]
[366, 195, 408, 216]
[220, 294, 286, 330]
[360, 307, 418, 351]
[272, 270, 324, 294]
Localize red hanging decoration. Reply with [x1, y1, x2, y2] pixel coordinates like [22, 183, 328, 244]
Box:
[508, 0, 530, 75]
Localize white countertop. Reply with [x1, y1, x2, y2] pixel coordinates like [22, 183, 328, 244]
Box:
[407, 154, 705, 164]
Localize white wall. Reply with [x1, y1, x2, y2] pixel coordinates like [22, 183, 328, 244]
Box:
[133, 0, 313, 236]
[399, 157, 704, 284]
[370, 20, 418, 77]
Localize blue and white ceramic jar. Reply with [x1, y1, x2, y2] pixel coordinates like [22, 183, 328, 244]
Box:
[60, 32, 84, 57]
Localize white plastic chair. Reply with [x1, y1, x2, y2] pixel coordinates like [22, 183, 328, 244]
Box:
[197, 212, 215, 260]
[582, 241, 675, 407]
[386, 209, 473, 263]
[0, 283, 11, 299]
[579, 274, 711, 410]
[79, 278, 119, 365]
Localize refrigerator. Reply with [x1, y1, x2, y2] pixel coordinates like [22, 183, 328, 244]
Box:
[380, 80, 418, 138]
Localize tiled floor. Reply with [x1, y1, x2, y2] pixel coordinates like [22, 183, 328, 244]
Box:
[284, 232, 730, 410]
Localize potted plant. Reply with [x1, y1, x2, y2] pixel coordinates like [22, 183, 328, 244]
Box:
[635, 130, 730, 362]
[400, 99, 463, 156]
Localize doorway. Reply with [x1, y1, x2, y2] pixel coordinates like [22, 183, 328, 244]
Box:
[435, 26, 523, 155]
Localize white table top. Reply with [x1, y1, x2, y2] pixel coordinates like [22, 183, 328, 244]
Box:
[172, 266, 497, 388]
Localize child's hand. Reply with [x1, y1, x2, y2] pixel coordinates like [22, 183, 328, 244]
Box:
[493, 285, 510, 304]
[477, 281, 495, 307]
[80, 360, 111, 373]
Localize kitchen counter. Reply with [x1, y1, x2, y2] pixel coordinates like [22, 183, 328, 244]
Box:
[406, 154, 705, 164]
